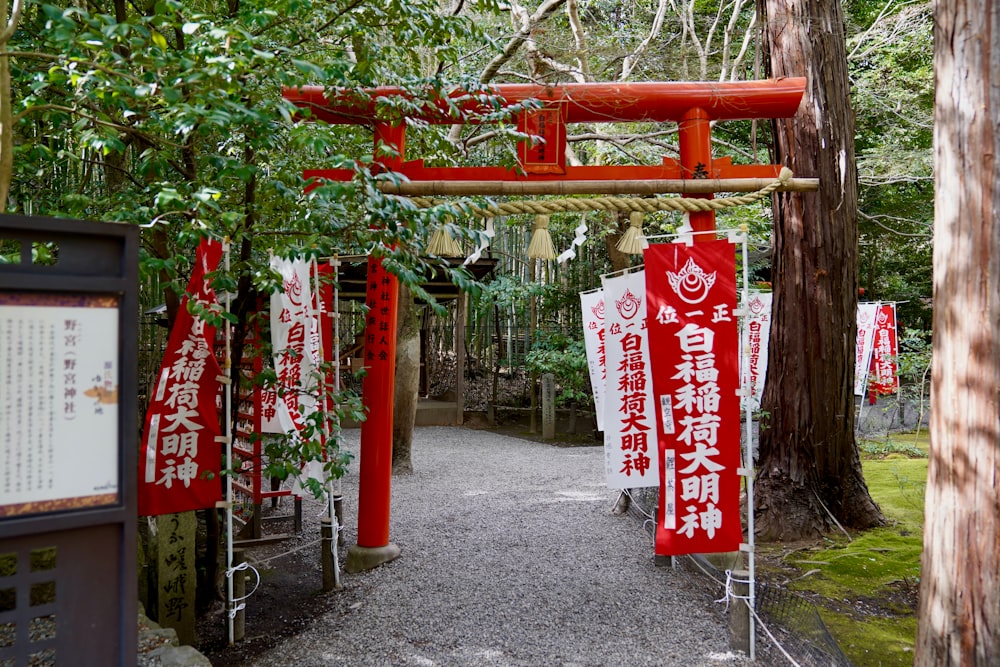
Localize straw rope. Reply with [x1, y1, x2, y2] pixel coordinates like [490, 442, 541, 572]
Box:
[409, 167, 793, 218]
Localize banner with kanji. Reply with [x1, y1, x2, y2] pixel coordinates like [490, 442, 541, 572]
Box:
[740, 291, 772, 410]
[580, 288, 607, 432]
[869, 303, 899, 396]
[270, 257, 322, 436]
[644, 240, 743, 556]
[269, 258, 336, 495]
[139, 239, 224, 516]
[854, 303, 879, 396]
[600, 271, 659, 489]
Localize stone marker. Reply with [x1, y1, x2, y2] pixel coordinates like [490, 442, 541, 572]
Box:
[541, 373, 555, 439]
[156, 511, 196, 646]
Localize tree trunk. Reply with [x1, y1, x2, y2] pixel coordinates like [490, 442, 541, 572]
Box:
[392, 284, 419, 474]
[604, 210, 634, 273]
[755, 0, 884, 539]
[915, 1, 1000, 662]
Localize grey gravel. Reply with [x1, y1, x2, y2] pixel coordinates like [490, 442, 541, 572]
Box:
[246, 426, 750, 667]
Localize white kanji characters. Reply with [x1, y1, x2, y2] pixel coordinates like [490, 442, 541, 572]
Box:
[700, 502, 723, 538]
[160, 431, 199, 458]
[164, 380, 200, 410]
[656, 304, 678, 325]
[175, 457, 199, 488]
[680, 472, 721, 504]
[157, 456, 201, 489]
[676, 413, 722, 448]
[161, 406, 204, 433]
[712, 303, 732, 323]
[678, 442, 725, 474]
[678, 505, 700, 538]
[675, 322, 715, 354]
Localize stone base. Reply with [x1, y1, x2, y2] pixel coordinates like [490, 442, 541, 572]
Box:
[345, 543, 401, 573]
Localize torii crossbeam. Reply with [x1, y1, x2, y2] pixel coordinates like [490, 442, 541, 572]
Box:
[282, 79, 807, 571]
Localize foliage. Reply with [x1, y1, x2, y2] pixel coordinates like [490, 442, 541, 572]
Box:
[524, 330, 590, 406]
[848, 1, 934, 331]
[858, 436, 926, 460]
[6, 0, 515, 489]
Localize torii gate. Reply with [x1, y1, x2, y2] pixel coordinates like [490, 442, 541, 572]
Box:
[283, 79, 807, 572]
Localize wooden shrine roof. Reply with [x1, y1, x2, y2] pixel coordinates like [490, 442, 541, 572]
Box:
[333, 255, 498, 303]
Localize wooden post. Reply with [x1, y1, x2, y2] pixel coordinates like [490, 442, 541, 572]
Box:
[231, 549, 246, 643]
[728, 569, 751, 656]
[321, 519, 336, 592]
[455, 293, 467, 426]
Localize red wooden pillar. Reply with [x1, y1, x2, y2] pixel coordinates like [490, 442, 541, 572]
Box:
[346, 123, 405, 571]
[678, 107, 715, 240]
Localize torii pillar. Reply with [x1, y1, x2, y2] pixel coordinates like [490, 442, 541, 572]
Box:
[344, 123, 404, 572]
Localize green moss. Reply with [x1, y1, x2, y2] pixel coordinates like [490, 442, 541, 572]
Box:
[773, 434, 929, 664]
[788, 528, 921, 599]
[819, 610, 918, 667]
[862, 458, 927, 529]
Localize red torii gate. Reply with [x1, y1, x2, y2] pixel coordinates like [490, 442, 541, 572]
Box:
[283, 79, 806, 572]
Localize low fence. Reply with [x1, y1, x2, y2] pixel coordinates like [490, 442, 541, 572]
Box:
[625, 486, 854, 666]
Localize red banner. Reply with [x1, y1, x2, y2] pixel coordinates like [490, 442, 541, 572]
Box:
[644, 240, 743, 556]
[869, 303, 899, 397]
[138, 239, 224, 516]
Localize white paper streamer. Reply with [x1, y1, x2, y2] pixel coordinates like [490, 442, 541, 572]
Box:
[557, 217, 589, 264]
[464, 218, 496, 266]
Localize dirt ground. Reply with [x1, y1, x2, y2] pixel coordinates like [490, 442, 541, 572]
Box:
[195, 499, 351, 666]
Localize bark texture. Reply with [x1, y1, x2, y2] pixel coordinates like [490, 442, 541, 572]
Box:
[915, 0, 1000, 662]
[755, 0, 884, 539]
[392, 284, 419, 474]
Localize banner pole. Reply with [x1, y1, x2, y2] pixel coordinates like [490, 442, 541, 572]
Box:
[330, 256, 342, 589]
[736, 231, 756, 660]
[314, 257, 342, 590]
[223, 238, 235, 645]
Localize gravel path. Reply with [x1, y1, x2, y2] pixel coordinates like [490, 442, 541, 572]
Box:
[244, 426, 749, 667]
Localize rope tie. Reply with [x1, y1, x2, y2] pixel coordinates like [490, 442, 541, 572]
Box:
[226, 560, 261, 619]
[716, 569, 754, 610]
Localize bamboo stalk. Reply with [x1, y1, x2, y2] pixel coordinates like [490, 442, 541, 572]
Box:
[377, 177, 818, 197]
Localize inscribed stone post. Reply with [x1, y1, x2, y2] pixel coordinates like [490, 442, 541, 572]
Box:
[156, 511, 196, 645]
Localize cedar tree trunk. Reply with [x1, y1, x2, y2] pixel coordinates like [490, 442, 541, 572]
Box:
[915, 0, 1000, 662]
[755, 0, 884, 539]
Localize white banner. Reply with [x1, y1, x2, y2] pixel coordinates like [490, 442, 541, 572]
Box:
[600, 271, 659, 489]
[270, 257, 320, 435]
[740, 291, 772, 410]
[580, 289, 607, 432]
[854, 302, 879, 396]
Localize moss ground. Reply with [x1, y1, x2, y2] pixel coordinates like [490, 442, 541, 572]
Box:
[763, 431, 929, 667]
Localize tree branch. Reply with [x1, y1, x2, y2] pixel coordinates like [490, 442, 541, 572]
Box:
[0, 0, 22, 44]
[5, 50, 147, 86]
[621, 0, 668, 80]
[13, 104, 185, 150]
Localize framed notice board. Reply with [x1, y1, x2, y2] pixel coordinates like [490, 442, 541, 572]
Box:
[0, 214, 137, 667]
